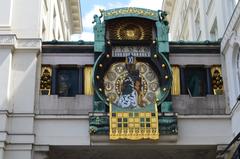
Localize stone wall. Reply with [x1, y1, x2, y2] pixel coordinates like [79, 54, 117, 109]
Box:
[172, 95, 226, 115]
[37, 95, 226, 115]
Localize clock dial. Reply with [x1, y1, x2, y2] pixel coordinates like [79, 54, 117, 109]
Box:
[104, 62, 160, 108]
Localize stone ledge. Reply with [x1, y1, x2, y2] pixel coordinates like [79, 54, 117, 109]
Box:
[5, 144, 32, 150]
[0, 34, 41, 50]
[90, 134, 178, 144]
[7, 134, 35, 144]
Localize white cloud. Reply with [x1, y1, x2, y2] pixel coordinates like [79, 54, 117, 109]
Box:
[79, 0, 163, 41]
[79, 31, 94, 41]
[80, 2, 127, 41]
[107, 2, 128, 9]
[82, 5, 106, 31]
[128, 0, 162, 10]
[71, 34, 81, 41]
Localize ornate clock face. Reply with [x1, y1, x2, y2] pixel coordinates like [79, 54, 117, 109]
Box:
[93, 46, 172, 108]
[104, 62, 160, 108]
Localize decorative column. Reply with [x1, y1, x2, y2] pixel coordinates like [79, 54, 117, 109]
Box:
[0, 141, 5, 159]
[0, 35, 15, 111]
[5, 37, 41, 159]
[0, 35, 15, 159]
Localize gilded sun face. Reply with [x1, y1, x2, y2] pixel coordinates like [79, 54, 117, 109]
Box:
[126, 30, 135, 38]
[117, 23, 144, 40]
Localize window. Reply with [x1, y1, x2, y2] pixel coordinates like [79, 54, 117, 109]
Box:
[194, 0, 199, 17]
[185, 67, 207, 96]
[53, 7, 57, 39]
[44, 0, 48, 11]
[195, 12, 201, 41]
[210, 19, 218, 41]
[42, 21, 46, 40]
[56, 67, 79, 96]
[237, 52, 240, 88]
[40, 65, 95, 96]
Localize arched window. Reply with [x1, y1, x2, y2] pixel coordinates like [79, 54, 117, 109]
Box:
[237, 51, 240, 88]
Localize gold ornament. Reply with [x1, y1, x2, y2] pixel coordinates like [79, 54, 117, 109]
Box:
[116, 23, 144, 40]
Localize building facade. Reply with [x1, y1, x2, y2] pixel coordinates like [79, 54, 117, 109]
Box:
[220, 1, 240, 158]
[38, 8, 229, 159]
[0, 0, 82, 40]
[0, 0, 81, 158]
[0, 3, 239, 159]
[162, 0, 237, 41]
[41, 0, 82, 41]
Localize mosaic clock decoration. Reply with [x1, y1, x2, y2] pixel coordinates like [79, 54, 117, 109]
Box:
[104, 62, 160, 108]
[93, 45, 172, 108]
[90, 8, 178, 140]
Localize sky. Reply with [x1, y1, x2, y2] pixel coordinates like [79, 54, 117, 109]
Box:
[76, 0, 163, 41]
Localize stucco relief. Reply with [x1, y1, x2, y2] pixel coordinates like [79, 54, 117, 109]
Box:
[0, 35, 41, 49]
[17, 39, 41, 49]
[0, 35, 15, 46]
[222, 4, 240, 51]
[229, 32, 240, 48]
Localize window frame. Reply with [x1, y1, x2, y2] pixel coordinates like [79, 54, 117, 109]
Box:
[184, 66, 208, 97]
[55, 65, 80, 97]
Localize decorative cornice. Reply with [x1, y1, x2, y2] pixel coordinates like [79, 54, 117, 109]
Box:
[0, 34, 41, 50]
[103, 7, 159, 21]
[0, 35, 16, 46]
[16, 39, 41, 49]
[229, 31, 240, 47]
[221, 2, 240, 52]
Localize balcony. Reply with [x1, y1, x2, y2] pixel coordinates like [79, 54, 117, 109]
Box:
[37, 95, 226, 115]
[37, 95, 93, 115]
[172, 95, 226, 115]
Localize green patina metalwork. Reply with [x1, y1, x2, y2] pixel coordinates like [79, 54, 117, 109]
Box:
[103, 7, 159, 21]
[42, 39, 220, 46]
[156, 51, 172, 105]
[92, 8, 169, 53]
[90, 7, 178, 138]
[159, 116, 178, 135]
[161, 101, 173, 113]
[93, 12, 105, 52]
[92, 52, 107, 112]
[89, 114, 178, 135]
[93, 100, 106, 112]
[156, 10, 169, 53]
[170, 40, 221, 45]
[92, 49, 173, 109]
[89, 114, 109, 135]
